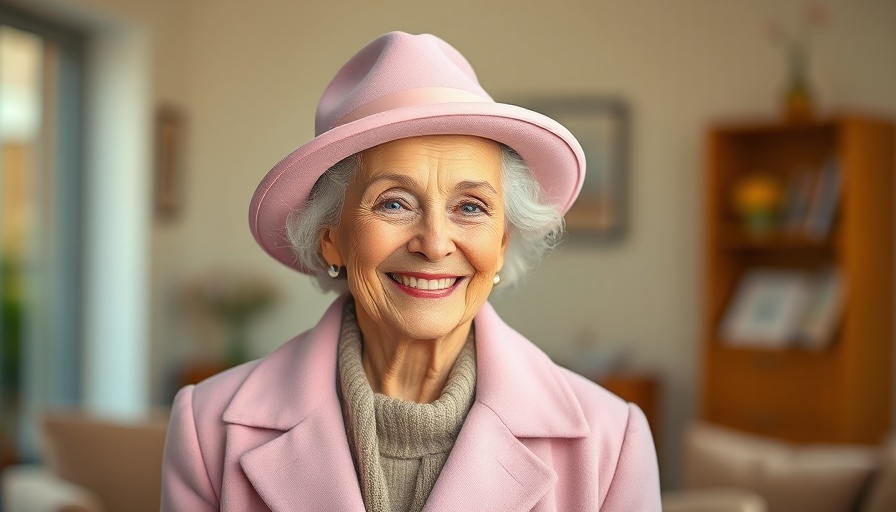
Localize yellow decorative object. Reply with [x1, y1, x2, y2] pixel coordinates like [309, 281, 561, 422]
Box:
[732, 173, 783, 233]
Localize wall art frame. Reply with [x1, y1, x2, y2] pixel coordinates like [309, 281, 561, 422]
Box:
[155, 105, 186, 221]
[520, 96, 629, 239]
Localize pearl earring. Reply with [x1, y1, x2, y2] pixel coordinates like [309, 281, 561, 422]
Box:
[493, 274, 501, 285]
[327, 264, 340, 278]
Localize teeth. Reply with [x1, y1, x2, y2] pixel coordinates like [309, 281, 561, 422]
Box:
[392, 274, 457, 290]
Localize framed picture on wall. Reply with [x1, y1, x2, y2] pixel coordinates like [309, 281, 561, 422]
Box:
[155, 105, 186, 221]
[518, 96, 629, 239]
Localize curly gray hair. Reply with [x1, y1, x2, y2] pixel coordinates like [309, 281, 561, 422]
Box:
[285, 144, 564, 294]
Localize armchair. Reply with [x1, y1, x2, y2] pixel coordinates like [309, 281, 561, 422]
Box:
[2, 410, 168, 512]
[662, 422, 896, 512]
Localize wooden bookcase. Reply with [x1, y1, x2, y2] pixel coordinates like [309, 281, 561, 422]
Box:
[700, 115, 894, 444]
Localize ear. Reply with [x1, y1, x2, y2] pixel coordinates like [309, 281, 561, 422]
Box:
[320, 227, 344, 267]
[497, 229, 510, 272]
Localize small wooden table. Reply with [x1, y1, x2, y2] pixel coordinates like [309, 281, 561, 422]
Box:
[593, 372, 660, 450]
[179, 360, 230, 388]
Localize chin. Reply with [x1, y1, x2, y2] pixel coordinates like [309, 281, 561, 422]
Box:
[397, 323, 461, 342]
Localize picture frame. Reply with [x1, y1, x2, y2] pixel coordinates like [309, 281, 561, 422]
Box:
[719, 268, 814, 348]
[155, 105, 185, 221]
[519, 96, 629, 239]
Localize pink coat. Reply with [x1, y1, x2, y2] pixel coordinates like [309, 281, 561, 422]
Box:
[162, 296, 661, 511]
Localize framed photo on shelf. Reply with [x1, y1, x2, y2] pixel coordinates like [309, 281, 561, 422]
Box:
[518, 96, 629, 239]
[719, 269, 813, 348]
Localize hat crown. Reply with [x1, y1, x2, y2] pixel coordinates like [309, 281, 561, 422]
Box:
[315, 32, 493, 135]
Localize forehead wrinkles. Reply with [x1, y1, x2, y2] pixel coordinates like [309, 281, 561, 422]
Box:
[434, 153, 501, 194]
[360, 136, 503, 193]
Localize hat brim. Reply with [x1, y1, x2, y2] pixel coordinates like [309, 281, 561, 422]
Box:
[249, 101, 586, 274]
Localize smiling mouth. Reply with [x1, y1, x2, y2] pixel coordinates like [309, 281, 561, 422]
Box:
[387, 274, 459, 291]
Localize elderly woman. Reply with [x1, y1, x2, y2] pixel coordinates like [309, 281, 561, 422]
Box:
[162, 32, 660, 511]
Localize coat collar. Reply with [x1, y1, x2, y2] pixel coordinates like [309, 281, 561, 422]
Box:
[223, 296, 588, 437]
[222, 296, 589, 511]
[222, 295, 348, 430]
[471, 301, 590, 439]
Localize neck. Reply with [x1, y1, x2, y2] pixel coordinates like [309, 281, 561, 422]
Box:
[355, 310, 471, 404]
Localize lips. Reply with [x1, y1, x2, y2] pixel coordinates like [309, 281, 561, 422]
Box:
[387, 273, 460, 291]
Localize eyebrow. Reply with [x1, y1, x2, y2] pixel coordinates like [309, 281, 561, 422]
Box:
[366, 173, 418, 190]
[366, 174, 499, 195]
[455, 180, 499, 195]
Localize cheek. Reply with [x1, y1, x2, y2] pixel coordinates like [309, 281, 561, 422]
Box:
[341, 228, 387, 306]
[458, 222, 506, 308]
[340, 215, 400, 275]
[465, 219, 507, 272]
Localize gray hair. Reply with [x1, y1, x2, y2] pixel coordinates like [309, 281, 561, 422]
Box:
[285, 144, 564, 294]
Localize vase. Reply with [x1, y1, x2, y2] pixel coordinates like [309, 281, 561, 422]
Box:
[783, 44, 814, 121]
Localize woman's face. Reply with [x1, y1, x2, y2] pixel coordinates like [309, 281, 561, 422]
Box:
[321, 135, 508, 341]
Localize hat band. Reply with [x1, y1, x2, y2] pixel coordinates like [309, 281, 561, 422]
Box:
[332, 87, 491, 129]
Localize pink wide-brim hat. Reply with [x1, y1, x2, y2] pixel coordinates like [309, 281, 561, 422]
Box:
[249, 31, 586, 274]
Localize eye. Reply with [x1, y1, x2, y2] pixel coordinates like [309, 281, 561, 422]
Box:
[460, 203, 483, 214]
[457, 200, 489, 216]
[375, 195, 413, 215]
[382, 200, 403, 211]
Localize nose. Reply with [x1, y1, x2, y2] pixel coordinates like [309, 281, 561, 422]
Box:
[407, 210, 456, 261]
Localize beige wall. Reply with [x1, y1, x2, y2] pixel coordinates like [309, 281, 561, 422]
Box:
[30, 0, 896, 487]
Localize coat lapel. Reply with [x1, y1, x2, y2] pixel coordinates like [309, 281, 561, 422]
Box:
[427, 303, 590, 511]
[238, 404, 365, 511]
[470, 302, 590, 438]
[222, 296, 365, 511]
[424, 403, 557, 511]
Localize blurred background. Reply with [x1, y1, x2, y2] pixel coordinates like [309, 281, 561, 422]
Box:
[1, 0, 895, 509]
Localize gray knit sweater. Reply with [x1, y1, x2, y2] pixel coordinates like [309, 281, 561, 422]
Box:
[337, 302, 477, 512]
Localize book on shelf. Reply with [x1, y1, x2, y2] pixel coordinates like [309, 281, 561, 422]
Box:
[779, 158, 842, 239]
[781, 169, 816, 233]
[719, 267, 845, 349]
[797, 268, 845, 349]
[804, 158, 842, 239]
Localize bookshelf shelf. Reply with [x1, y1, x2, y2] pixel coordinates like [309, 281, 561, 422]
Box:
[718, 227, 837, 252]
[700, 115, 893, 444]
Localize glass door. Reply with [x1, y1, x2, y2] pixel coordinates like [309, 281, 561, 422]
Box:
[0, 6, 84, 464]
